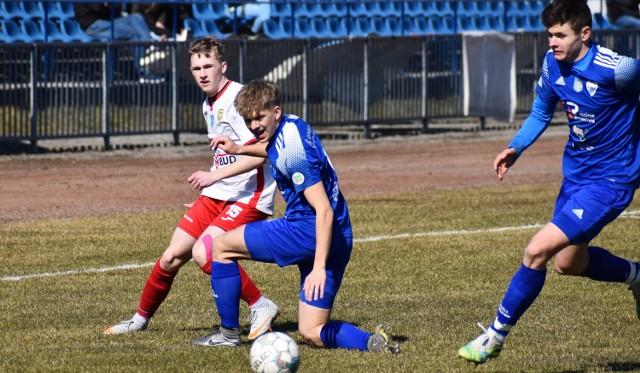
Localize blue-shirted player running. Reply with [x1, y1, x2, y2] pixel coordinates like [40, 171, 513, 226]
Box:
[459, 0, 640, 364]
[191, 80, 399, 354]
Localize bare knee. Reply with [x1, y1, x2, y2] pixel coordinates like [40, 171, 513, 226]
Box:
[211, 235, 233, 262]
[298, 324, 323, 347]
[523, 242, 554, 270]
[159, 246, 191, 272]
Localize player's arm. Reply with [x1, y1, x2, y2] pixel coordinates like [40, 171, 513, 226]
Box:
[302, 181, 333, 302]
[495, 87, 556, 180]
[187, 155, 266, 190]
[211, 136, 268, 157]
[615, 56, 640, 95]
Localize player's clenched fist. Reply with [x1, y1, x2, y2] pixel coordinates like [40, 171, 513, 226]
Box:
[188, 171, 219, 190]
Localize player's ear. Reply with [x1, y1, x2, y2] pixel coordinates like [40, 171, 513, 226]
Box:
[580, 26, 591, 42]
[273, 105, 282, 120]
[220, 61, 227, 74]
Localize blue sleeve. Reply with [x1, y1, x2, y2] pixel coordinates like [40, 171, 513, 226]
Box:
[615, 56, 640, 95]
[507, 95, 556, 156]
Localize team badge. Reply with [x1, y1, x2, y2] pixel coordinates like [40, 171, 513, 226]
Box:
[292, 172, 305, 186]
[586, 81, 598, 96]
[217, 109, 224, 121]
[573, 78, 583, 93]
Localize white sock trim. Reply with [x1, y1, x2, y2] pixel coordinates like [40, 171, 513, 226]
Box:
[626, 261, 638, 285]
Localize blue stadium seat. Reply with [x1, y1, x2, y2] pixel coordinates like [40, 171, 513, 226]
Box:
[434, 1, 455, 17]
[379, 2, 401, 18]
[311, 17, 333, 38]
[485, 15, 506, 32]
[61, 19, 100, 42]
[21, 2, 45, 20]
[192, 3, 216, 22]
[457, 15, 478, 32]
[294, 17, 313, 38]
[401, 17, 416, 36]
[263, 18, 289, 39]
[2, 2, 30, 21]
[414, 16, 435, 35]
[302, 3, 324, 18]
[319, 2, 346, 18]
[183, 18, 207, 38]
[506, 15, 529, 32]
[347, 2, 368, 18]
[43, 2, 75, 21]
[325, 16, 347, 38]
[457, 1, 479, 16]
[270, 2, 292, 18]
[430, 16, 455, 34]
[384, 17, 401, 37]
[20, 18, 45, 42]
[527, 14, 544, 31]
[370, 17, 391, 37]
[0, 19, 31, 42]
[202, 19, 229, 39]
[473, 15, 493, 31]
[39, 19, 72, 42]
[279, 17, 294, 38]
[403, 2, 424, 17]
[593, 13, 616, 30]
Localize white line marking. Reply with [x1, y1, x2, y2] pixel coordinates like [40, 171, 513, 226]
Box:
[3, 208, 639, 282]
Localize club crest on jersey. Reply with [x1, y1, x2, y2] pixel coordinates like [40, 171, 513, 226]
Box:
[573, 77, 583, 93]
[586, 81, 598, 96]
[292, 172, 305, 185]
[217, 109, 224, 121]
[572, 125, 589, 142]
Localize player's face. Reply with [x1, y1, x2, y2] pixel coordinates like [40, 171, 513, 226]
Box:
[547, 22, 591, 63]
[244, 106, 282, 143]
[189, 53, 228, 97]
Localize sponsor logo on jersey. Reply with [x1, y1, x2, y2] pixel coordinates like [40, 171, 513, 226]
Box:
[217, 109, 224, 121]
[215, 153, 237, 168]
[555, 76, 565, 86]
[572, 208, 584, 219]
[562, 101, 595, 125]
[586, 81, 598, 96]
[572, 125, 590, 142]
[573, 77, 583, 92]
[292, 172, 305, 185]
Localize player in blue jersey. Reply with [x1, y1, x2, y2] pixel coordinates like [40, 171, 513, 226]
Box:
[190, 80, 399, 353]
[459, 0, 640, 364]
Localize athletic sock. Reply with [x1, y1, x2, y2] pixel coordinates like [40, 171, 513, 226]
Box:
[199, 234, 262, 306]
[490, 263, 546, 339]
[137, 260, 176, 318]
[581, 246, 637, 283]
[249, 296, 267, 309]
[211, 261, 241, 329]
[320, 321, 370, 350]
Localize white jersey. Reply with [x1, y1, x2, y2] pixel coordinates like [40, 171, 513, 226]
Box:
[200, 81, 275, 215]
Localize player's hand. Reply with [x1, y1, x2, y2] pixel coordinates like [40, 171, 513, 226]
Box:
[493, 148, 518, 181]
[187, 171, 219, 190]
[303, 268, 326, 301]
[210, 136, 240, 154]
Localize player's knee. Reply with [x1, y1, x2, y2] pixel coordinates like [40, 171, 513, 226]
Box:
[298, 325, 323, 347]
[553, 259, 582, 276]
[523, 242, 552, 268]
[158, 250, 185, 272]
[191, 242, 207, 268]
[211, 235, 232, 261]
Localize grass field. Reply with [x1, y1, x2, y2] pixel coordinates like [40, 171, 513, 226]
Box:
[2, 182, 640, 372]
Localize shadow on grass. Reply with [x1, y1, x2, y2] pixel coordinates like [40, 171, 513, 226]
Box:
[605, 362, 640, 371]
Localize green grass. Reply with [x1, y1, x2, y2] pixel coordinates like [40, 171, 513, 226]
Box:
[2, 183, 640, 372]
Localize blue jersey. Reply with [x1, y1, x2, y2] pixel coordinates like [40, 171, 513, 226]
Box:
[510, 44, 640, 190]
[265, 114, 352, 237]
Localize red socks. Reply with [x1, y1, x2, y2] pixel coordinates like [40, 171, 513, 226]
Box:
[137, 260, 176, 318]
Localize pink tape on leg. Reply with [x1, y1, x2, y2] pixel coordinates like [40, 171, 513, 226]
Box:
[202, 234, 213, 263]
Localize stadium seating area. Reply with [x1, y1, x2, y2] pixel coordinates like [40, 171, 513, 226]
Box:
[0, 1, 617, 43]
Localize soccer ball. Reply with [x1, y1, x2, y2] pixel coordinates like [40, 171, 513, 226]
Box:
[249, 332, 300, 373]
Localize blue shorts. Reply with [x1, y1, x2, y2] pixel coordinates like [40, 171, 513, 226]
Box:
[244, 217, 353, 309]
[551, 179, 634, 244]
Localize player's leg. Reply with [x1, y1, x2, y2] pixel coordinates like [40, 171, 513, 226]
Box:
[193, 226, 280, 339]
[458, 222, 568, 363]
[104, 227, 196, 335]
[193, 201, 281, 339]
[297, 265, 399, 353]
[191, 226, 252, 347]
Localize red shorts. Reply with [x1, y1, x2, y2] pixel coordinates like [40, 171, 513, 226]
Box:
[178, 195, 269, 239]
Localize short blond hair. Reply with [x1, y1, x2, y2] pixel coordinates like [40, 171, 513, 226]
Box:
[188, 36, 225, 63]
[235, 80, 280, 120]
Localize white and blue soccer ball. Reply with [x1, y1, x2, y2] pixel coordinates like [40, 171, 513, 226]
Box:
[249, 332, 300, 373]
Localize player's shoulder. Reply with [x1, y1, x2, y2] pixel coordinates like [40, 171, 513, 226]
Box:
[593, 45, 623, 70]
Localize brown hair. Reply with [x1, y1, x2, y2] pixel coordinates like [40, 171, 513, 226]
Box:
[188, 36, 225, 63]
[234, 80, 280, 119]
[541, 0, 592, 34]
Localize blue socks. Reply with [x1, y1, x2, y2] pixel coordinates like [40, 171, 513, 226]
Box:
[581, 246, 639, 284]
[211, 261, 241, 329]
[320, 321, 370, 350]
[491, 263, 546, 338]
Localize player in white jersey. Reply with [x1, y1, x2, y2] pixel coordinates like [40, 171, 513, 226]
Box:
[104, 37, 280, 340]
